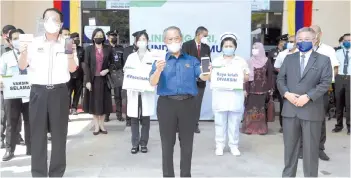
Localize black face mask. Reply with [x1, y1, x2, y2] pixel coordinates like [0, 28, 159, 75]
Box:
[74, 40, 80, 45]
[94, 38, 104, 44]
[110, 37, 117, 44]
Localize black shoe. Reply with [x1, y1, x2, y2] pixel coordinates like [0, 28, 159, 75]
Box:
[141, 146, 148, 153]
[17, 137, 25, 145]
[117, 115, 124, 122]
[332, 127, 343, 133]
[26, 149, 31, 156]
[1, 140, 5, 149]
[195, 126, 200, 133]
[131, 146, 139, 154]
[99, 129, 108, 134]
[319, 150, 330, 161]
[279, 128, 283, 133]
[126, 120, 131, 127]
[104, 116, 110, 122]
[93, 131, 100, 135]
[347, 129, 350, 135]
[2, 151, 14, 161]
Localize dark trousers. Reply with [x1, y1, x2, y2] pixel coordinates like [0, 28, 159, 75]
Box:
[278, 93, 284, 127]
[106, 87, 123, 118]
[157, 96, 197, 177]
[194, 87, 205, 126]
[4, 99, 30, 152]
[67, 78, 83, 109]
[300, 93, 328, 151]
[29, 84, 69, 177]
[335, 75, 350, 130]
[1, 91, 22, 142]
[131, 95, 150, 147]
[283, 117, 322, 177]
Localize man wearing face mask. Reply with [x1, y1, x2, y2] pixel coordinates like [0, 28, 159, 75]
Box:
[277, 27, 332, 177]
[105, 30, 124, 122]
[182, 26, 211, 133]
[333, 33, 351, 135]
[0, 29, 31, 161]
[0, 25, 25, 149]
[274, 35, 299, 133]
[18, 8, 79, 177]
[123, 30, 145, 126]
[150, 26, 211, 177]
[67, 32, 84, 115]
[299, 25, 340, 161]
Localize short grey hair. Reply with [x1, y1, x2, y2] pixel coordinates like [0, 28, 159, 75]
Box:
[163, 26, 183, 40]
[296, 27, 316, 38]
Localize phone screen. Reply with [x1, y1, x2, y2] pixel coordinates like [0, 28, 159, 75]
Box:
[201, 57, 210, 73]
[65, 38, 73, 54]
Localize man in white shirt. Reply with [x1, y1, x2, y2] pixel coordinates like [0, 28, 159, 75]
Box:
[0, 29, 31, 162]
[274, 35, 299, 133]
[18, 8, 78, 177]
[333, 33, 350, 135]
[299, 25, 339, 161]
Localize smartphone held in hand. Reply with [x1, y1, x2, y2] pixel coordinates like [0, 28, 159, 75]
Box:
[201, 57, 211, 74]
[65, 38, 73, 54]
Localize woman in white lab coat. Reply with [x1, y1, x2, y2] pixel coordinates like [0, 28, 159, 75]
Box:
[211, 33, 249, 156]
[123, 31, 156, 154]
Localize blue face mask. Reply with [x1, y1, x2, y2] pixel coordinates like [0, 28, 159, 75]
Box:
[296, 41, 313, 52]
[222, 47, 235, 56]
[343, 41, 351, 49]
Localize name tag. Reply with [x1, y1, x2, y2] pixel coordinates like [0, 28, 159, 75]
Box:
[37, 47, 44, 53]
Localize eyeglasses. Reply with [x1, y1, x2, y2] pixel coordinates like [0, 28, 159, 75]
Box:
[288, 41, 295, 43]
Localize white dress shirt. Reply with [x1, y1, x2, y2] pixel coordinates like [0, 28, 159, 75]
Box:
[314, 42, 340, 82]
[211, 55, 249, 112]
[274, 48, 299, 68]
[336, 48, 351, 75]
[300, 50, 312, 69]
[25, 35, 78, 85]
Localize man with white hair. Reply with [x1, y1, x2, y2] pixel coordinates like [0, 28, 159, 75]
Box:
[277, 27, 332, 177]
[298, 25, 340, 161]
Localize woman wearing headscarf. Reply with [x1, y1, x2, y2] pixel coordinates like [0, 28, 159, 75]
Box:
[242, 42, 274, 135]
[211, 33, 249, 156]
[82, 28, 113, 135]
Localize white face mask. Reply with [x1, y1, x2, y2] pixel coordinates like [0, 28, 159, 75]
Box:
[44, 17, 61, 34]
[167, 42, 181, 53]
[200, 37, 208, 45]
[137, 41, 147, 50]
[11, 39, 20, 50]
[286, 42, 294, 50]
[252, 49, 259, 56]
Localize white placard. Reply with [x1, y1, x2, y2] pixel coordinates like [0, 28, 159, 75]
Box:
[84, 26, 110, 40]
[88, 18, 96, 26]
[251, 0, 270, 11]
[122, 67, 155, 92]
[210, 66, 244, 90]
[106, 0, 130, 9]
[19, 34, 34, 47]
[2, 75, 31, 99]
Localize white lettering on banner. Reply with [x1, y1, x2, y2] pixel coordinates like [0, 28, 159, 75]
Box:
[3, 75, 31, 99]
[122, 67, 155, 92]
[211, 66, 244, 90]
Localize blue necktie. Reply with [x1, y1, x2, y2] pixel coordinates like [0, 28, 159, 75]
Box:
[19, 68, 27, 75]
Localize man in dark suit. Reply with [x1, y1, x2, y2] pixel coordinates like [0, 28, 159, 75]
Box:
[277, 27, 332, 177]
[122, 30, 145, 126]
[182, 26, 211, 133]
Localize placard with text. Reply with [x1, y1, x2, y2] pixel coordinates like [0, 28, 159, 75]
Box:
[122, 66, 155, 92]
[2, 75, 31, 99]
[210, 66, 244, 90]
